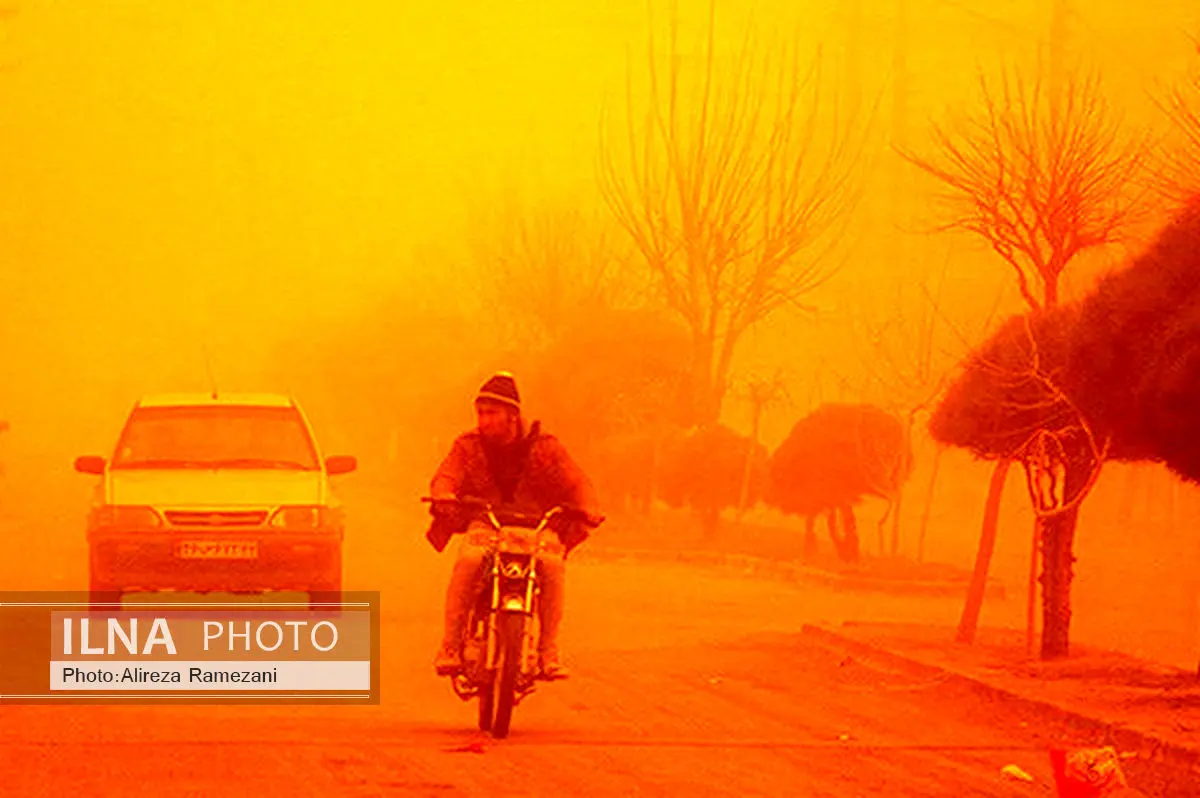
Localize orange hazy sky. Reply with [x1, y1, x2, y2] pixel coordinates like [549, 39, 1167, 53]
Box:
[0, 0, 1197, 452]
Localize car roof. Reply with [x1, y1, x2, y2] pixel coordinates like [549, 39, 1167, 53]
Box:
[135, 393, 296, 409]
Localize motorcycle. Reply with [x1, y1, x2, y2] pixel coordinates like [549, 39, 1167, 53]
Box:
[421, 496, 604, 739]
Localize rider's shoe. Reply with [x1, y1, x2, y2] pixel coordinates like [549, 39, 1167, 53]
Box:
[434, 646, 463, 676]
[539, 649, 570, 680]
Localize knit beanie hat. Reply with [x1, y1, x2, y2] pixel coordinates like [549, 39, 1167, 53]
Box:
[476, 371, 520, 411]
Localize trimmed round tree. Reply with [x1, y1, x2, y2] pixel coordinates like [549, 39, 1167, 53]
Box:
[931, 304, 1112, 659]
[1067, 198, 1200, 483]
[766, 404, 914, 563]
[659, 424, 771, 537]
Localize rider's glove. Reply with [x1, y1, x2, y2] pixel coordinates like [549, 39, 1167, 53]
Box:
[427, 494, 457, 514]
[428, 497, 467, 531]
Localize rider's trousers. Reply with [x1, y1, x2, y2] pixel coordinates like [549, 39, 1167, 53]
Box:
[441, 526, 566, 655]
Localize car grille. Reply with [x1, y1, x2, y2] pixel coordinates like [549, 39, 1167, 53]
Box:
[164, 510, 269, 527]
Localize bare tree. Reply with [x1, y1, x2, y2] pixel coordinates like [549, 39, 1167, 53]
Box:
[901, 65, 1145, 309]
[902, 62, 1145, 658]
[597, 0, 870, 428]
[467, 196, 644, 350]
[730, 370, 791, 520]
[849, 260, 959, 557]
[934, 307, 1113, 653]
[1150, 50, 1200, 205]
[830, 252, 1001, 560]
[766, 402, 912, 564]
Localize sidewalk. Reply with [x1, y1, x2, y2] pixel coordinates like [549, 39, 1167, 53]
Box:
[801, 621, 1200, 774]
[576, 509, 1006, 599]
[576, 545, 1007, 599]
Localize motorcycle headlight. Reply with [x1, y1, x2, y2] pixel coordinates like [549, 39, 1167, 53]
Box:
[94, 505, 163, 529]
[269, 506, 331, 530]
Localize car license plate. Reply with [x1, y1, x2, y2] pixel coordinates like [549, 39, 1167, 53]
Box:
[176, 541, 258, 559]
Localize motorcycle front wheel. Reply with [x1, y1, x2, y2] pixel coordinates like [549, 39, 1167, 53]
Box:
[477, 680, 495, 731]
[470, 614, 494, 731]
[490, 612, 525, 739]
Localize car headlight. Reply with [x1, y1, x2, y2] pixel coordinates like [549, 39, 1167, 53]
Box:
[94, 505, 163, 529]
[269, 506, 332, 530]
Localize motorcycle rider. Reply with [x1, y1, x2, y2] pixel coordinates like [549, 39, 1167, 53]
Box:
[426, 371, 600, 680]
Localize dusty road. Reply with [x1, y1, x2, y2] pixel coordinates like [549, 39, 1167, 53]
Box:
[1, 482, 1195, 796]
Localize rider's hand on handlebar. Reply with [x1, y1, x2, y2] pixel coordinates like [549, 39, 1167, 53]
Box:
[552, 505, 605, 529]
[427, 495, 462, 520]
[547, 512, 572, 534]
[549, 511, 602, 536]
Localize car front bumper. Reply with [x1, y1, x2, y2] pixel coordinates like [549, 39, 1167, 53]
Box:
[88, 527, 342, 593]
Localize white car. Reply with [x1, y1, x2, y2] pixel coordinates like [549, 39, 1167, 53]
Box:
[74, 393, 356, 607]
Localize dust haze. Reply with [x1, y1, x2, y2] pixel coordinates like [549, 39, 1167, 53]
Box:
[3, 0, 1200, 719]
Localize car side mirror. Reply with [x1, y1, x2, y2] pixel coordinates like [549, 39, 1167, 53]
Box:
[74, 455, 106, 475]
[325, 455, 357, 475]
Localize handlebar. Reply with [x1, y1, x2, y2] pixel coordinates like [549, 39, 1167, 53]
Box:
[421, 496, 605, 529]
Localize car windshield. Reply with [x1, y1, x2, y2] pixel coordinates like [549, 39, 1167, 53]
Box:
[110, 405, 320, 471]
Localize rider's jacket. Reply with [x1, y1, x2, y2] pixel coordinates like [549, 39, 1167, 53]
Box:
[426, 420, 600, 555]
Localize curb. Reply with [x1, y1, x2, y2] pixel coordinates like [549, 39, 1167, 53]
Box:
[575, 546, 1006, 600]
[799, 622, 1200, 774]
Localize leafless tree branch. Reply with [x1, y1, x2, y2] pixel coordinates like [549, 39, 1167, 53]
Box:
[598, 0, 872, 422]
[1148, 56, 1200, 206]
[468, 198, 641, 348]
[898, 63, 1149, 311]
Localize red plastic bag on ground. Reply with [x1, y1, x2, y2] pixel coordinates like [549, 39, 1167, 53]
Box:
[1049, 746, 1140, 797]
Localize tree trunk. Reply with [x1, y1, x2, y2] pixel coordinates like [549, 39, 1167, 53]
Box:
[648, 431, 664, 511]
[804, 515, 818, 560]
[826, 511, 845, 562]
[1039, 462, 1085, 660]
[956, 459, 1011, 645]
[917, 446, 945, 563]
[1026, 519, 1041, 655]
[839, 504, 860, 563]
[890, 414, 915, 557]
[736, 410, 762, 520]
[690, 335, 722, 428]
[1183, 482, 1200, 676]
[889, 487, 904, 558]
[877, 507, 887, 557]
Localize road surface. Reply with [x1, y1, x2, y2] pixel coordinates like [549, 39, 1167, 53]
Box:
[1, 483, 1194, 796]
